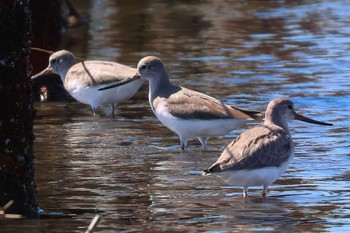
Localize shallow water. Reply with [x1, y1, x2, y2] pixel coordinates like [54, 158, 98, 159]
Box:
[3, 0, 350, 232]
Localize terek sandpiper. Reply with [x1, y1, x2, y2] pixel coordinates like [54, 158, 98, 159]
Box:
[203, 97, 332, 197]
[99, 56, 262, 150]
[31, 50, 144, 114]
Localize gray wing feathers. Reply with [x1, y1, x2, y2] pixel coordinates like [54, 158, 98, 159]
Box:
[208, 125, 292, 172]
[165, 88, 255, 120]
[66, 61, 136, 87]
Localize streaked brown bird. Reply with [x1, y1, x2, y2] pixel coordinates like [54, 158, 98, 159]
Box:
[203, 97, 332, 197]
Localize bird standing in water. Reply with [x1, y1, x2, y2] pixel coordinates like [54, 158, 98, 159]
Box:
[99, 56, 262, 150]
[32, 50, 144, 115]
[203, 97, 332, 197]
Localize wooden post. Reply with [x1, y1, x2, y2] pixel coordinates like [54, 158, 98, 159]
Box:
[0, 0, 38, 217]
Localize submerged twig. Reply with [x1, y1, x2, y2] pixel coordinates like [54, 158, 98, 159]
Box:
[85, 214, 101, 233]
[0, 200, 24, 219]
[31, 47, 55, 55]
[31, 47, 85, 62]
[64, 0, 88, 27]
[2, 200, 14, 211]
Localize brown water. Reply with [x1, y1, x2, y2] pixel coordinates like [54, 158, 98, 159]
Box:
[3, 0, 350, 232]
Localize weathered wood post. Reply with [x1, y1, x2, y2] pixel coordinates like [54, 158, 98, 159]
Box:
[0, 0, 38, 217]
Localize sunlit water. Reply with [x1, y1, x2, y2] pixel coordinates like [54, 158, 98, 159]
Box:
[3, 0, 350, 232]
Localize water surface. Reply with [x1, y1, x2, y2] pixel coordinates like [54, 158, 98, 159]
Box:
[3, 0, 350, 232]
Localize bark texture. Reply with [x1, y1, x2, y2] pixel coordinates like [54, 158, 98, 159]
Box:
[0, 0, 38, 217]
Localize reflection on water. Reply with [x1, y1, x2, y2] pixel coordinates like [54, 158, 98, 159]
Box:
[3, 0, 350, 232]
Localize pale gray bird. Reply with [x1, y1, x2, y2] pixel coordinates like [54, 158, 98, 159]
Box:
[99, 56, 262, 150]
[203, 97, 332, 197]
[32, 50, 144, 114]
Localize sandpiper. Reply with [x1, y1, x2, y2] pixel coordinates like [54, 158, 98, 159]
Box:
[99, 56, 262, 150]
[31, 50, 144, 114]
[203, 97, 332, 197]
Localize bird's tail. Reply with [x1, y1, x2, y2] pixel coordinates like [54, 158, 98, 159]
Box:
[230, 105, 263, 120]
[202, 163, 223, 175]
[202, 169, 211, 176]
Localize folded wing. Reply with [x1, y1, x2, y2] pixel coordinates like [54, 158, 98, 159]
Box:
[206, 125, 292, 173]
[165, 87, 261, 120]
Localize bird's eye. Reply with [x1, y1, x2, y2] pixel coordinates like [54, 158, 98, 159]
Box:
[287, 105, 293, 109]
[51, 59, 57, 64]
[140, 64, 147, 70]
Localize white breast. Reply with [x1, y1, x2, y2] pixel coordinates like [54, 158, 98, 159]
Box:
[216, 154, 294, 187]
[66, 80, 143, 109]
[152, 101, 248, 141]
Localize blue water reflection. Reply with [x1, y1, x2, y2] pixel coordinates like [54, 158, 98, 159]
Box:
[14, 0, 350, 232]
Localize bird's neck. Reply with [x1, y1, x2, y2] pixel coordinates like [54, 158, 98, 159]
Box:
[59, 62, 76, 82]
[265, 115, 291, 136]
[148, 74, 178, 102]
[59, 70, 69, 83]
